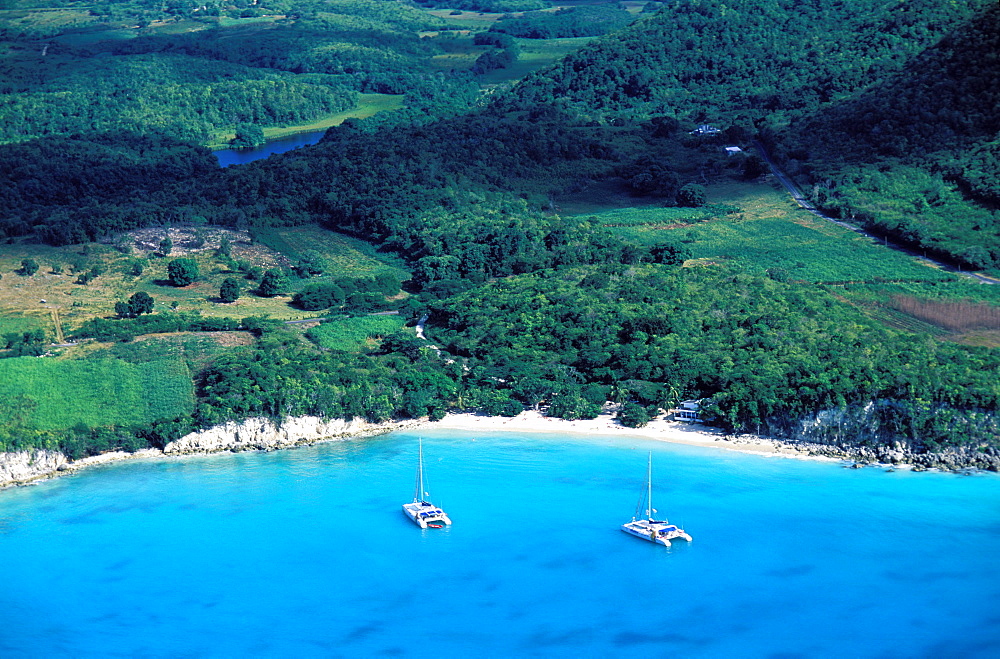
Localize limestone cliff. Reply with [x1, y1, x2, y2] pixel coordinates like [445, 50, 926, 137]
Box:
[0, 449, 68, 487]
[162, 416, 411, 453]
[0, 416, 420, 489]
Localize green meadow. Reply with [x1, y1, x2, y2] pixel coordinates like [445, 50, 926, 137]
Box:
[0, 356, 193, 431]
[0, 314, 48, 338]
[583, 182, 959, 284]
[306, 314, 406, 351]
[254, 225, 410, 280]
[480, 37, 599, 86]
[429, 33, 598, 87]
[209, 94, 406, 148]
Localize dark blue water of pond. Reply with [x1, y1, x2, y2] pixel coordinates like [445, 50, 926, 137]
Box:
[214, 130, 326, 167]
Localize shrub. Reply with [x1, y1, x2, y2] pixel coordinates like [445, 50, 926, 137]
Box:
[677, 183, 707, 207]
[257, 269, 290, 297]
[617, 401, 653, 428]
[19, 258, 39, 276]
[219, 278, 241, 303]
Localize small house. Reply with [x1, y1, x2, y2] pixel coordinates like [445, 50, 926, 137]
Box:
[690, 124, 720, 136]
[724, 146, 743, 155]
[671, 399, 704, 423]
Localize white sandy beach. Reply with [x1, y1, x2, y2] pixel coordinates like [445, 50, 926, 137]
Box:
[429, 410, 827, 460]
[0, 410, 840, 490]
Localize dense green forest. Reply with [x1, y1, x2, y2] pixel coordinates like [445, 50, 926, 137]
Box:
[1, 0, 998, 465]
[0, 0, 457, 144]
[494, 0, 1000, 269]
[778, 3, 1000, 270]
[488, 4, 635, 39]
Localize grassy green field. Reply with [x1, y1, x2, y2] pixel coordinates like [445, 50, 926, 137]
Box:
[90, 331, 255, 373]
[423, 9, 507, 29]
[579, 182, 958, 284]
[0, 356, 193, 430]
[481, 36, 599, 86]
[428, 32, 598, 87]
[306, 314, 406, 351]
[255, 225, 410, 280]
[208, 94, 406, 148]
[839, 280, 1000, 306]
[0, 314, 48, 338]
[0, 225, 410, 339]
[580, 204, 738, 226]
[680, 216, 953, 283]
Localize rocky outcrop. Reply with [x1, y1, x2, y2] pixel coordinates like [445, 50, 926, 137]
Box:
[1, 416, 423, 489]
[163, 416, 416, 454]
[0, 449, 68, 487]
[726, 433, 1000, 472]
[800, 441, 1000, 471]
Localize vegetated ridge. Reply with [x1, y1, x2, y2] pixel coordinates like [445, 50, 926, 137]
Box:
[0, 0, 997, 470]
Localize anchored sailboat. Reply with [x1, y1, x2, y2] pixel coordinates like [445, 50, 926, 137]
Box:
[621, 452, 691, 546]
[402, 439, 452, 529]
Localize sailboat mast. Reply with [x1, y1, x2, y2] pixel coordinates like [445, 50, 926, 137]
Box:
[414, 439, 424, 502]
[646, 452, 653, 520]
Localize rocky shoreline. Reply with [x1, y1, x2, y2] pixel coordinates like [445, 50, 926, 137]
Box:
[2, 414, 996, 491]
[714, 432, 1000, 472]
[0, 416, 422, 490]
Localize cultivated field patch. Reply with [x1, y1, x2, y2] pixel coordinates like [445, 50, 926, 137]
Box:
[581, 181, 958, 284]
[888, 295, 1000, 332]
[306, 314, 406, 351]
[0, 356, 193, 431]
[94, 331, 255, 373]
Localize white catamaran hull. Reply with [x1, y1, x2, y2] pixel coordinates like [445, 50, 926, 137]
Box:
[621, 520, 691, 547]
[403, 439, 452, 529]
[402, 502, 452, 529]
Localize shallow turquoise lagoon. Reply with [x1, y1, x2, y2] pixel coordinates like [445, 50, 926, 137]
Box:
[2, 430, 999, 657]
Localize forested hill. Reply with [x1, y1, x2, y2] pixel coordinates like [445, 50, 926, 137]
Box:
[497, 0, 981, 124]
[496, 0, 1000, 270]
[778, 3, 1000, 269]
[1, 0, 999, 464]
[0, 0, 451, 145]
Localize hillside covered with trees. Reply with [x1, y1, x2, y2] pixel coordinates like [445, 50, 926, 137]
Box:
[496, 0, 1000, 270]
[0, 0, 998, 467]
[0, 0, 461, 144]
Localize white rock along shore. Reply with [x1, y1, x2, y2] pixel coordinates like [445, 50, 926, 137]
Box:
[5, 409, 984, 491]
[0, 416, 423, 490]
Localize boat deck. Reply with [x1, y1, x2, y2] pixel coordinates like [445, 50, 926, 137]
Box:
[621, 518, 692, 546]
[403, 501, 452, 529]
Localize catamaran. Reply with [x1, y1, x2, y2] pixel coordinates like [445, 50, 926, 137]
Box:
[402, 439, 452, 529]
[621, 452, 691, 547]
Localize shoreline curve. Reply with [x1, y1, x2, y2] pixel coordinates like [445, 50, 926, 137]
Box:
[3, 409, 992, 491]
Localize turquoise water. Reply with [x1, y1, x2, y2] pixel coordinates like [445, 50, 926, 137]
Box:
[1, 430, 998, 657]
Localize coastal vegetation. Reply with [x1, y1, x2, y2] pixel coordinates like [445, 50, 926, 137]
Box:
[0, 0, 997, 467]
[305, 314, 406, 351]
[0, 356, 193, 453]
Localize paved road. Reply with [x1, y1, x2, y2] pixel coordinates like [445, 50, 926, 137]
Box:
[754, 142, 997, 285]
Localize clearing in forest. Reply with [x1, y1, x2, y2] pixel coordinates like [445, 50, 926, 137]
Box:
[572, 181, 957, 285]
